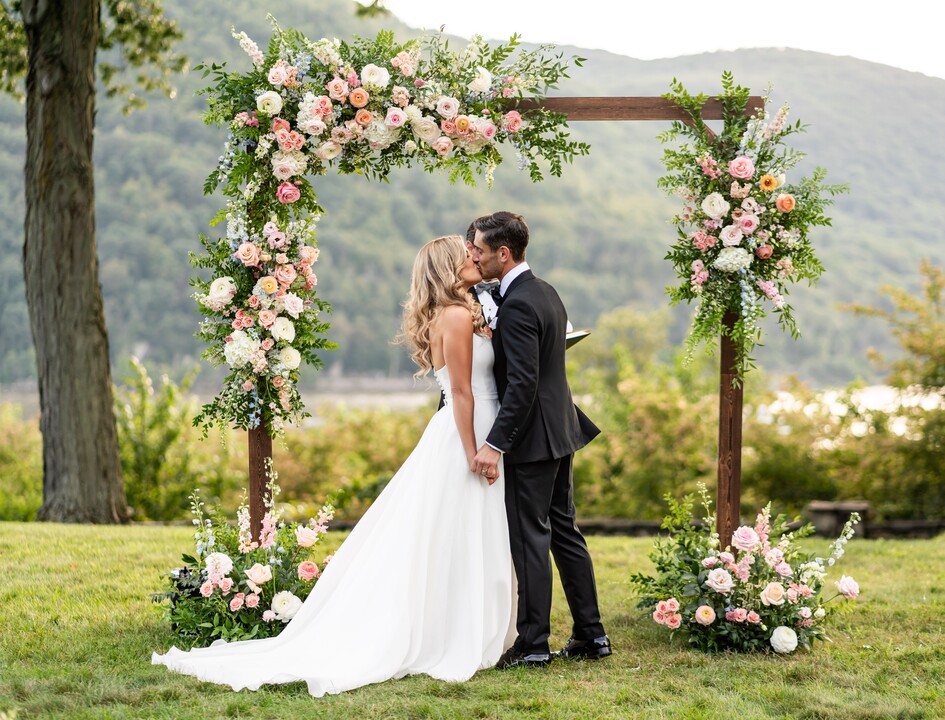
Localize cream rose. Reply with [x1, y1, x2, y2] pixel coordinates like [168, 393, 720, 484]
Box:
[271, 591, 303, 622]
[279, 346, 302, 370]
[256, 90, 283, 115]
[412, 117, 441, 143]
[769, 626, 798, 654]
[360, 63, 391, 88]
[701, 192, 731, 220]
[719, 225, 744, 247]
[281, 292, 304, 318]
[760, 581, 787, 606]
[245, 563, 273, 586]
[295, 525, 320, 547]
[314, 141, 343, 161]
[270, 317, 296, 343]
[435, 96, 460, 119]
[467, 66, 492, 93]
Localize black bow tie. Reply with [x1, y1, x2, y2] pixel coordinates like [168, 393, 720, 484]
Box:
[488, 285, 504, 307]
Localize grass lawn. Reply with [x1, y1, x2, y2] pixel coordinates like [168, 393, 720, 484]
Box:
[0, 522, 943, 719]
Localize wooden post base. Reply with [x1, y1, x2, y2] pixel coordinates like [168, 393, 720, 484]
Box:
[248, 426, 273, 542]
[716, 312, 744, 547]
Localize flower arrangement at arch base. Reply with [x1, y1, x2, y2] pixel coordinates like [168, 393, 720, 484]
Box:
[151, 463, 335, 646]
[630, 485, 860, 654]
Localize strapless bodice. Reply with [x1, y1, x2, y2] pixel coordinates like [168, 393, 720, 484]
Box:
[434, 333, 497, 403]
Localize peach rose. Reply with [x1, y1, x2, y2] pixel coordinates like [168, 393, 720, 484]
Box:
[199, 581, 213, 597]
[233, 242, 261, 267]
[349, 87, 370, 108]
[271, 117, 290, 133]
[272, 375, 285, 388]
[258, 309, 277, 327]
[245, 593, 260, 609]
[245, 563, 273, 586]
[325, 77, 349, 101]
[295, 525, 320, 547]
[776, 193, 796, 213]
[274, 264, 298, 287]
[299, 246, 319, 266]
[760, 581, 787, 606]
[355, 109, 374, 127]
[755, 244, 774, 259]
[504, 110, 523, 133]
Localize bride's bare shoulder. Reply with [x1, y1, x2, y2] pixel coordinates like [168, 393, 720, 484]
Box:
[435, 304, 474, 330]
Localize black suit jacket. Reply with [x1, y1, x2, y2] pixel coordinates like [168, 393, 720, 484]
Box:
[487, 270, 599, 464]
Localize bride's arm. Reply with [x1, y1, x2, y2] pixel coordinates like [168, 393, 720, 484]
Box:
[439, 305, 477, 470]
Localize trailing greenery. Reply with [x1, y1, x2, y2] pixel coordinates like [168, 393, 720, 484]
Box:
[0, 522, 942, 719]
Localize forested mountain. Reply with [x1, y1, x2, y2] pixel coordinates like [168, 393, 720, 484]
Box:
[1, 0, 943, 388]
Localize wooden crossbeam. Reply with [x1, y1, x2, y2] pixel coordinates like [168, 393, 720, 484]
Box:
[516, 96, 764, 122]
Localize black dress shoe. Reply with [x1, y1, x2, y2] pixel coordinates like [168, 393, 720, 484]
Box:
[556, 635, 612, 660]
[495, 646, 553, 669]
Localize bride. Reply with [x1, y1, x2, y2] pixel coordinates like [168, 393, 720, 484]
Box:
[152, 235, 515, 696]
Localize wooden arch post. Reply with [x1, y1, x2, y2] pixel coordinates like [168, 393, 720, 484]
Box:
[519, 96, 761, 546]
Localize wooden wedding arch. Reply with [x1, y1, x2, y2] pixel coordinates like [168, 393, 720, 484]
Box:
[248, 94, 762, 547]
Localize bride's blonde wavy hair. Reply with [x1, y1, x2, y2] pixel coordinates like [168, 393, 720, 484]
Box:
[399, 235, 484, 377]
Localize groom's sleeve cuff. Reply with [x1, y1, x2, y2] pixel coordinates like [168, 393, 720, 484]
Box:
[485, 442, 504, 454]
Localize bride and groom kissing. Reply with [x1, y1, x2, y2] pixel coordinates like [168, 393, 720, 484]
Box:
[153, 211, 611, 696]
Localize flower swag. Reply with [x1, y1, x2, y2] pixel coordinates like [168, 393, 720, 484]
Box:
[190, 16, 589, 437]
[630, 485, 861, 654]
[659, 73, 848, 378]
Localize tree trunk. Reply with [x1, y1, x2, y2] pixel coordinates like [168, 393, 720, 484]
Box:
[23, 0, 128, 523]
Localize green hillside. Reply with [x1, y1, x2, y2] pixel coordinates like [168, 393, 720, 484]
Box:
[1, 0, 942, 387]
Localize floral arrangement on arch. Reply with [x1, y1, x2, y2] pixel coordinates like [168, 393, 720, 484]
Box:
[151, 465, 335, 646]
[190, 15, 589, 436]
[658, 73, 848, 378]
[629, 485, 861, 654]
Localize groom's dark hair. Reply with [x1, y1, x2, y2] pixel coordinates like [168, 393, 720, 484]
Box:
[474, 211, 529, 261]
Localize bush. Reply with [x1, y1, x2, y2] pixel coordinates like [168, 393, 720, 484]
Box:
[0, 403, 42, 520]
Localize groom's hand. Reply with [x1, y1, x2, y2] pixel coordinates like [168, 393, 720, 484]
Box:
[473, 445, 501, 485]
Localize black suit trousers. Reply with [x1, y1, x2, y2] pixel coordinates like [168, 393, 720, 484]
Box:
[504, 454, 605, 654]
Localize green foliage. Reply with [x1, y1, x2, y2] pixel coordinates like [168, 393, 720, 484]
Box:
[114, 357, 242, 521]
[0, 402, 41, 520]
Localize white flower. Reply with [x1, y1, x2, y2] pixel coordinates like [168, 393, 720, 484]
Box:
[835, 575, 860, 600]
[701, 192, 730, 220]
[412, 116, 441, 143]
[814, 607, 826, 619]
[256, 90, 283, 115]
[705, 568, 735, 594]
[769, 626, 798, 654]
[202, 276, 236, 311]
[719, 225, 744, 247]
[280, 292, 304, 318]
[435, 96, 460, 119]
[314, 141, 343, 161]
[270, 317, 296, 343]
[404, 139, 417, 153]
[712, 247, 752, 273]
[404, 104, 423, 124]
[270, 150, 307, 180]
[224, 330, 261, 369]
[204, 552, 233, 578]
[467, 66, 492, 93]
[760, 581, 787, 606]
[271, 591, 303, 622]
[279, 346, 301, 370]
[360, 63, 391, 88]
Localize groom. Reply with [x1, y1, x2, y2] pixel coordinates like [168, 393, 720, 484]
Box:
[470, 211, 611, 668]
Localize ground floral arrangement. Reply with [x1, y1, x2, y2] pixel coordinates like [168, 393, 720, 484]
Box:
[191, 15, 588, 437]
[151, 466, 335, 646]
[659, 73, 848, 378]
[630, 485, 860, 654]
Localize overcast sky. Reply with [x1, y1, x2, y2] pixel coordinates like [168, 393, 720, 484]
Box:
[382, 0, 944, 81]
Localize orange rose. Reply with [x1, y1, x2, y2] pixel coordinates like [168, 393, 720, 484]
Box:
[759, 174, 778, 192]
[454, 115, 471, 133]
[355, 109, 373, 126]
[349, 87, 370, 108]
[776, 193, 796, 213]
[258, 276, 278, 294]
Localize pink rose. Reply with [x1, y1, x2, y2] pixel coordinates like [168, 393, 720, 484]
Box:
[218, 576, 234, 594]
[665, 613, 682, 630]
[199, 581, 214, 598]
[665, 598, 680, 613]
[272, 376, 284, 388]
[299, 246, 319, 266]
[719, 552, 735, 564]
[298, 561, 320, 581]
[271, 117, 290, 133]
[747, 611, 761, 624]
[280, 131, 305, 152]
[229, 593, 245, 611]
[245, 593, 260, 609]
[274, 264, 298, 287]
[737, 214, 760, 234]
[835, 575, 860, 600]
[261, 338, 275, 351]
[705, 568, 735, 594]
[385, 107, 407, 128]
[732, 608, 748, 623]
[728, 155, 755, 179]
[242, 380, 254, 391]
[268, 64, 289, 86]
[431, 136, 453, 157]
[695, 605, 716, 625]
[325, 77, 349, 101]
[755, 244, 774, 260]
[652, 610, 666, 625]
[258, 309, 277, 327]
[478, 119, 497, 140]
[656, 600, 669, 614]
[504, 110, 523, 133]
[263, 610, 276, 622]
[233, 242, 261, 267]
[731, 526, 760, 552]
[775, 561, 793, 577]
[277, 183, 301, 204]
[702, 556, 718, 568]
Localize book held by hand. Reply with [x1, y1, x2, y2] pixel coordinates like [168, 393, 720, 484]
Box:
[566, 329, 591, 349]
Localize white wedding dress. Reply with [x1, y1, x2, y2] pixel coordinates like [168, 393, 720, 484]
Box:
[152, 333, 514, 696]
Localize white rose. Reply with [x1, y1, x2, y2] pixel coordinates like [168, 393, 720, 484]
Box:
[271, 590, 303, 622]
[245, 563, 273, 586]
[279, 346, 301, 370]
[467, 66, 492, 93]
[719, 225, 744, 247]
[204, 276, 236, 310]
[270, 150, 306, 180]
[404, 139, 417, 153]
[360, 63, 391, 88]
[769, 626, 798, 654]
[297, 115, 327, 136]
[270, 317, 296, 343]
[412, 116, 442, 143]
[295, 525, 320, 547]
[814, 607, 826, 619]
[314, 141, 343, 161]
[204, 552, 233, 577]
[701, 192, 731, 220]
[435, 96, 460, 119]
[281, 292, 304, 318]
[256, 90, 283, 115]
[704, 568, 735, 594]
